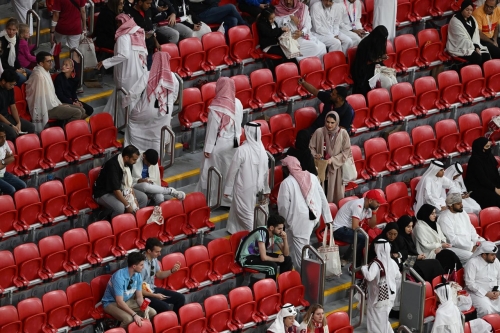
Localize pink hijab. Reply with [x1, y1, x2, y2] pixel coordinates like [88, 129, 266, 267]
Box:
[275, 0, 306, 31]
[210, 77, 236, 132]
[115, 14, 146, 50]
[147, 52, 175, 116]
[281, 155, 312, 200]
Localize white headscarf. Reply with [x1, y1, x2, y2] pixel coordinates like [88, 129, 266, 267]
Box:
[444, 162, 466, 193]
[471, 241, 498, 258]
[414, 160, 445, 213]
[0, 30, 17, 67]
[243, 122, 269, 193]
[267, 303, 300, 333]
[432, 283, 464, 333]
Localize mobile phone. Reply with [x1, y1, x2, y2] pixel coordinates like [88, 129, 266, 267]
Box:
[493, 286, 498, 292]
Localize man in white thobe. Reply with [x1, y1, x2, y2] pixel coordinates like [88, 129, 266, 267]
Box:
[310, 0, 353, 54]
[464, 241, 500, 317]
[340, 0, 368, 47]
[414, 160, 460, 214]
[224, 122, 270, 234]
[438, 192, 484, 265]
[373, 0, 396, 42]
[362, 239, 401, 333]
[432, 282, 464, 333]
[12, 0, 35, 35]
[96, 14, 148, 129]
[277, 156, 333, 269]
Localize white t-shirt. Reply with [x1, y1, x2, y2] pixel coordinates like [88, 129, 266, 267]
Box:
[0, 142, 12, 177]
[332, 198, 372, 231]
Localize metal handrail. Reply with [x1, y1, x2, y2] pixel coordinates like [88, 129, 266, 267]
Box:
[301, 245, 325, 305]
[350, 227, 369, 285]
[159, 126, 175, 169]
[86, 0, 95, 36]
[207, 166, 222, 210]
[26, 9, 40, 48]
[253, 204, 268, 229]
[114, 87, 129, 131]
[402, 267, 426, 333]
[348, 284, 365, 328]
[267, 151, 275, 190]
[69, 48, 85, 88]
[397, 325, 413, 333]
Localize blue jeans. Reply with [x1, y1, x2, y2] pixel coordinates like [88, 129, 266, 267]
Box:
[0, 171, 27, 196]
[334, 226, 366, 267]
[197, 5, 247, 34]
[16, 68, 32, 85]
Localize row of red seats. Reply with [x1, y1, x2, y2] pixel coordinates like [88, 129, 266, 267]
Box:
[6, 113, 121, 178]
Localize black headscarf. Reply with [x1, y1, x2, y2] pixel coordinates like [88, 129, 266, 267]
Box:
[416, 203, 437, 232]
[470, 137, 496, 165]
[396, 215, 414, 240]
[285, 130, 318, 175]
[368, 222, 400, 262]
[454, 0, 476, 40]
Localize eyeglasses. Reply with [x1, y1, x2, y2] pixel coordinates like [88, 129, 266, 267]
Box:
[127, 278, 133, 290]
[485, 4, 496, 9]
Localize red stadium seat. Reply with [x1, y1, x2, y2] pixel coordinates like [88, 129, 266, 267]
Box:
[323, 51, 353, 88]
[277, 271, 310, 308]
[299, 56, 329, 91]
[458, 113, 482, 152]
[482, 107, 500, 135]
[364, 137, 397, 177]
[484, 59, 500, 96]
[17, 297, 52, 333]
[66, 282, 97, 322]
[40, 127, 74, 166]
[228, 25, 258, 64]
[275, 62, 307, 101]
[15, 134, 50, 175]
[396, 0, 413, 26]
[435, 119, 466, 156]
[229, 286, 265, 327]
[185, 245, 221, 284]
[384, 40, 397, 69]
[362, 0, 373, 31]
[205, 294, 239, 332]
[39, 180, 77, 220]
[410, 176, 421, 208]
[14, 243, 52, 284]
[160, 199, 194, 239]
[43, 290, 80, 329]
[161, 252, 196, 290]
[411, 125, 442, 161]
[201, 82, 216, 110]
[412, 0, 440, 20]
[391, 82, 420, 118]
[89, 113, 122, 152]
[0, 305, 22, 333]
[414, 76, 445, 114]
[183, 192, 214, 231]
[269, 113, 295, 152]
[65, 120, 100, 160]
[270, 165, 283, 206]
[480, 207, 500, 242]
[208, 238, 243, 276]
[179, 303, 208, 332]
[63, 228, 100, 266]
[202, 31, 233, 69]
[315, 204, 342, 245]
[178, 88, 206, 129]
[88, 167, 100, 197]
[423, 282, 435, 319]
[38, 235, 76, 275]
[232, 75, 253, 110]
[178, 37, 209, 77]
[0, 250, 24, 290]
[394, 34, 424, 72]
[0, 195, 25, 234]
[6, 141, 18, 175]
[367, 88, 398, 126]
[461, 64, 493, 100]
[438, 70, 470, 106]
[153, 312, 181, 333]
[351, 145, 370, 180]
[112, 213, 143, 252]
[160, 44, 182, 75]
[136, 207, 173, 245]
[294, 107, 317, 135]
[468, 213, 482, 237]
[14, 188, 52, 226]
[64, 173, 99, 211]
[253, 119, 277, 154]
[388, 131, 421, 168]
[90, 274, 112, 319]
[327, 311, 354, 333]
[105, 329, 126, 333]
[417, 29, 447, 66]
[433, 0, 453, 14]
[88, 220, 126, 260]
[128, 320, 153, 333]
[249, 69, 281, 110]
[386, 182, 413, 220]
[482, 314, 500, 333]
[346, 94, 371, 132]
[254, 278, 281, 317]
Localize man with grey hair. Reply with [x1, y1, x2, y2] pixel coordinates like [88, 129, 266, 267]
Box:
[438, 192, 484, 265]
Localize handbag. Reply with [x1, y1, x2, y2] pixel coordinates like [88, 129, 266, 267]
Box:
[317, 223, 342, 277]
[146, 206, 164, 225]
[78, 37, 98, 69]
[342, 154, 357, 183]
[314, 158, 328, 184]
[278, 30, 301, 59]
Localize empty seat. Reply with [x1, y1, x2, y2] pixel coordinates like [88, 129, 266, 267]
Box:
[64, 173, 99, 211]
[228, 286, 265, 326]
[410, 176, 421, 208]
[391, 82, 420, 119]
[249, 69, 281, 110]
[201, 82, 216, 110]
[153, 311, 181, 333]
[484, 59, 500, 96]
[112, 213, 143, 252]
[275, 62, 307, 101]
[38, 235, 76, 275]
[161, 252, 196, 290]
[385, 182, 413, 220]
[417, 28, 446, 66]
[185, 245, 220, 284]
[438, 70, 469, 106]
[179, 303, 208, 332]
[39, 180, 77, 220]
[469, 213, 482, 237]
[160, 43, 182, 74]
[228, 25, 257, 64]
[89, 113, 122, 152]
[0, 195, 25, 234]
[253, 119, 276, 154]
[65, 120, 100, 160]
[254, 278, 281, 317]
[63, 228, 100, 267]
[277, 271, 310, 308]
[394, 34, 424, 71]
[294, 107, 317, 135]
[202, 31, 233, 69]
[396, 0, 413, 25]
[367, 88, 398, 126]
[232, 74, 253, 110]
[40, 127, 73, 166]
[326, 311, 353, 333]
[388, 131, 420, 168]
[458, 113, 482, 152]
[481, 107, 500, 135]
[178, 37, 209, 77]
[204, 294, 239, 332]
[88, 220, 125, 260]
[461, 64, 493, 100]
[66, 282, 96, 322]
[160, 199, 193, 239]
[90, 274, 112, 319]
[0, 250, 24, 290]
[43, 290, 80, 329]
[14, 188, 52, 226]
[480, 207, 500, 242]
[435, 119, 465, 157]
[299, 56, 328, 91]
[128, 320, 153, 333]
[183, 192, 215, 232]
[178, 88, 206, 129]
[346, 94, 371, 132]
[14, 243, 51, 285]
[207, 238, 243, 276]
[0, 305, 21, 333]
[411, 125, 442, 161]
[324, 51, 353, 88]
[414, 76, 445, 114]
[15, 134, 50, 175]
[17, 297, 51, 333]
[351, 145, 370, 180]
[269, 113, 295, 152]
[364, 137, 396, 177]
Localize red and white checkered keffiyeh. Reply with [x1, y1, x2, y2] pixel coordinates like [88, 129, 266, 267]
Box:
[147, 52, 175, 116]
[210, 77, 236, 132]
[115, 14, 147, 52]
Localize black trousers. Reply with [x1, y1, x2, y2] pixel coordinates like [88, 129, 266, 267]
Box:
[238, 2, 262, 18]
[2, 115, 35, 141]
[482, 40, 500, 59]
[242, 253, 293, 280]
[149, 287, 186, 314]
[80, 101, 94, 117]
[265, 45, 298, 72]
[459, 51, 491, 66]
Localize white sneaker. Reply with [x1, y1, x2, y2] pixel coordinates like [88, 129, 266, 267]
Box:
[170, 189, 186, 200]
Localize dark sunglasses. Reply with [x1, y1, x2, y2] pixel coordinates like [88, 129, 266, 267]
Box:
[127, 278, 133, 290]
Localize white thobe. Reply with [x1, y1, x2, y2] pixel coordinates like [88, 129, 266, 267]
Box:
[415, 176, 459, 213]
[362, 259, 401, 333]
[12, 0, 36, 35]
[310, 2, 353, 54]
[340, 0, 364, 47]
[101, 34, 148, 129]
[277, 174, 333, 269]
[464, 256, 500, 317]
[195, 99, 243, 207]
[438, 210, 483, 265]
[224, 144, 270, 234]
[413, 219, 447, 260]
[124, 72, 179, 153]
[275, 8, 327, 62]
[373, 0, 396, 42]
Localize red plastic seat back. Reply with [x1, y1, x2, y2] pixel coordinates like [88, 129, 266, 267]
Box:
[250, 69, 278, 105]
[482, 107, 500, 135]
[299, 56, 324, 89]
[153, 311, 181, 333]
[364, 137, 390, 172]
[14, 187, 43, 226]
[179, 37, 206, 73]
[0, 305, 21, 333]
[394, 34, 419, 68]
[88, 220, 116, 258]
[411, 125, 438, 160]
[0, 195, 18, 233]
[461, 64, 486, 98]
[417, 29, 442, 63]
[254, 278, 281, 316]
[42, 290, 71, 329]
[38, 235, 67, 274]
[89, 113, 119, 150]
[179, 88, 205, 126]
[327, 311, 354, 333]
[15, 133, 44, 171]
[228, 286, 257, 325]
[160, 44, 181, 73]
[387, 131, 414, 166]
[66, 282, 94, 321]
[410, 176, 421, 207]
[294, 107, 317, 134]
[346, 94, 369, 130]
[39, 180, 68, 218]
[0, 250, 18, 290]
[204, 295, 232, 332]
[63, 228, 92, 266]
[111, 213, 139, 251]
[230, 231, 250, 254]
[438, 70, 463, 105]
[202, 32, 230, 67]
[90, 274, 112, 306]
[15, 243, 42, 282]
[228, 25, 255, 62]
[233, 75, 253, 109]
[40, 127, 69, 164]
[323, 51, 350, 86]
[479, 207, 500, 229]
[414, 76, 440, 111]
[458, 113, 482, 147]
[185, 245, 212, 282]
[18, 298, 47, 333]
[391, 82, 416, 118]
[484, 59, 500, 92]
[179, 303, 207, 332]
[275, 62, 301, 98]
[367, 88, 393, 123]
[64, 173, 92, 210]
[65, 120, 94, 157]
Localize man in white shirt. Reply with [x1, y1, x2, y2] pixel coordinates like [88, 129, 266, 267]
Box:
[464, 241, 500, 317]
[339, 0, 367, 47]
[0, 125, 26, 195]
[438, 192, 484, 265]
[332, 189, 385, 267]
[310, 0, 354, 54]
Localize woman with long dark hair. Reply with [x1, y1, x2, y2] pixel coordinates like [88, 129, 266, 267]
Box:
[286, 129, 317, 175]
[94, 0, 124, 51]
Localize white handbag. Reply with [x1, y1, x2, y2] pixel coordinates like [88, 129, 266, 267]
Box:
[278, 31, 301, 59]
[78, 37, 98, 69]
[317, 224, 342, 277]
[342, 154, 357, 183]
[146, 206, 164, 225]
